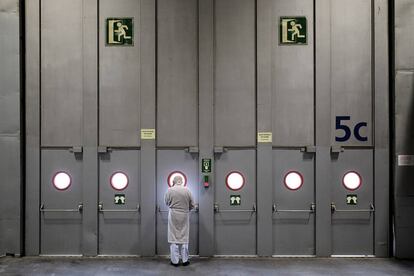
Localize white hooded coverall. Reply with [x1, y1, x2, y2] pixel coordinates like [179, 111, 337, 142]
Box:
[164, 184, 195, 264]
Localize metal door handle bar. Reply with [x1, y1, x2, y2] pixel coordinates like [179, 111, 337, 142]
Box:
[214, 203, 256, 213]
[331, 203, 375, 213]
[40, 203, 83, 212]
[158, 206, 199, 213]
[98, 203, 140, 212]
[273, 203, 315, 213]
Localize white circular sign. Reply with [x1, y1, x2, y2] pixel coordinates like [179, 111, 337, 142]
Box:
[110, 172, 129, 191]
[284, 171, 303, 190]
[343, 171, 362, 191]
[53, 172, 71, 190]
[226, 171, 245, 191]
[168, 171, 187, 187]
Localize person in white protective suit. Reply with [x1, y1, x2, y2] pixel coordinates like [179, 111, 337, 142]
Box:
[164, 175, 195, 266]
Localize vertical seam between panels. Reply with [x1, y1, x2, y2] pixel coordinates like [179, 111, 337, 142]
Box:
[38, 0, 42, 255]
[371, 0, 376, 256]
[254, 0, 258, 255]
[96, 0, 100, 255]
[313, 0, 316, 254]
[196, 0, 200, 252]
[389, 0, 395, 257]
[197, 0, 200, 148]
[212, 0, 216, 149]
[154, 0, 158, 255]
[20, 0, 26, 256]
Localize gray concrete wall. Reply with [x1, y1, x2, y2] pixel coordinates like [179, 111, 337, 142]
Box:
[394, 0, 414, 259]
[0, 0, 21, 256]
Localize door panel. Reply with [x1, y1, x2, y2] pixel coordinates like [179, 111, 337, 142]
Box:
[331, 0, 372, 146]
[156, 150, 199, 255]
[157, 0, 198, 147]
[98, 150, 140, 255]
[99, 0, 141, 147]
[271, 0, 314, 146]
[331, 149, 374, 255]
[214, 0, 256, 147]
[273, 150, 315, 255]
[214, 149, 256, 255]
[40, 149, 83, 255]
[41, 0, 83, 146]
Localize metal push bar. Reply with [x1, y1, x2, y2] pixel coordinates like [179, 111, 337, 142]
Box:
[331, 203, 375, 213]
[98, 203, 140, 213]
[214, 203, 256, 213]
[273, 203, 315, 213]
[40, 203, 83, 212]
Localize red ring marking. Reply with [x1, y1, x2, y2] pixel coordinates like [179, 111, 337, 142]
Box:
[225, 171, 245, 191]
[52, 171, 72, 191]
[283, 170, 304, 191]
[167, 171, 187, 187]
[110, 171, 129, 191]
[342, 171, 362, 191]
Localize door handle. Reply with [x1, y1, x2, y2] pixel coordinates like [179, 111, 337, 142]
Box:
[331, 202, 375, 213]
[158, 205, 169, 213]
[98, 203, 140, 213]
[273, 203, 315, 213]
[40, 203, 83, 213]
[214, 203, 256, 213]
[191, 205, 199, 213]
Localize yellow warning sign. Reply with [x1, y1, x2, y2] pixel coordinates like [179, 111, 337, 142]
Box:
[141, 129, 156, 140]
[257, 132, 272, 143]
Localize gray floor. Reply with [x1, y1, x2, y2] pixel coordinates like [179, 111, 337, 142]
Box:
[0, 256, 413, 276]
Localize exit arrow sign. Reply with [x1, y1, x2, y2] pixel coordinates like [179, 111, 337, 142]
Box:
[202, 159, 211, 173]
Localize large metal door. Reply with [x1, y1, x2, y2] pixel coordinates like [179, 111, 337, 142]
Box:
[156, 0, 199, 256]
[273, 150, 315, 256]
[39, 0, 84, 255]
[156, 150, 199, 255]
[214, 150, 256, 255]
[213, 0, 256, 256]
[25, 0, 389, 258]
[40, 150, 83, 255]
[268, 0, 315, 256]
[97, 0, 142, 255]
[98, 150, 140, 255]
[329, 0, 375, 256]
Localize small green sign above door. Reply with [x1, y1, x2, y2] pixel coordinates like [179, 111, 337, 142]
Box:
[106, 18, 134, 46]
[202, 159, 212, 173]
[346, 194, 358, 205]
[114, 194, 126, 205]
[230, 195, 241, 206]
[280, 17, 307, 45]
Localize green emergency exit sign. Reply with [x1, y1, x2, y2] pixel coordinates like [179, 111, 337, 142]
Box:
[106, 18, 134, 46]
[202, 159, 211, 173]
[280, 17, 307, 45]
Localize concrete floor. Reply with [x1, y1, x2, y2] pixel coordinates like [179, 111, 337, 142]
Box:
[0, 257, 413, 276]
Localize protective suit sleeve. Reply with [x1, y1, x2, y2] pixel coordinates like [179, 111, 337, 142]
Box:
[164, 190, 171, 207]
[189, 190, 195, 210]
